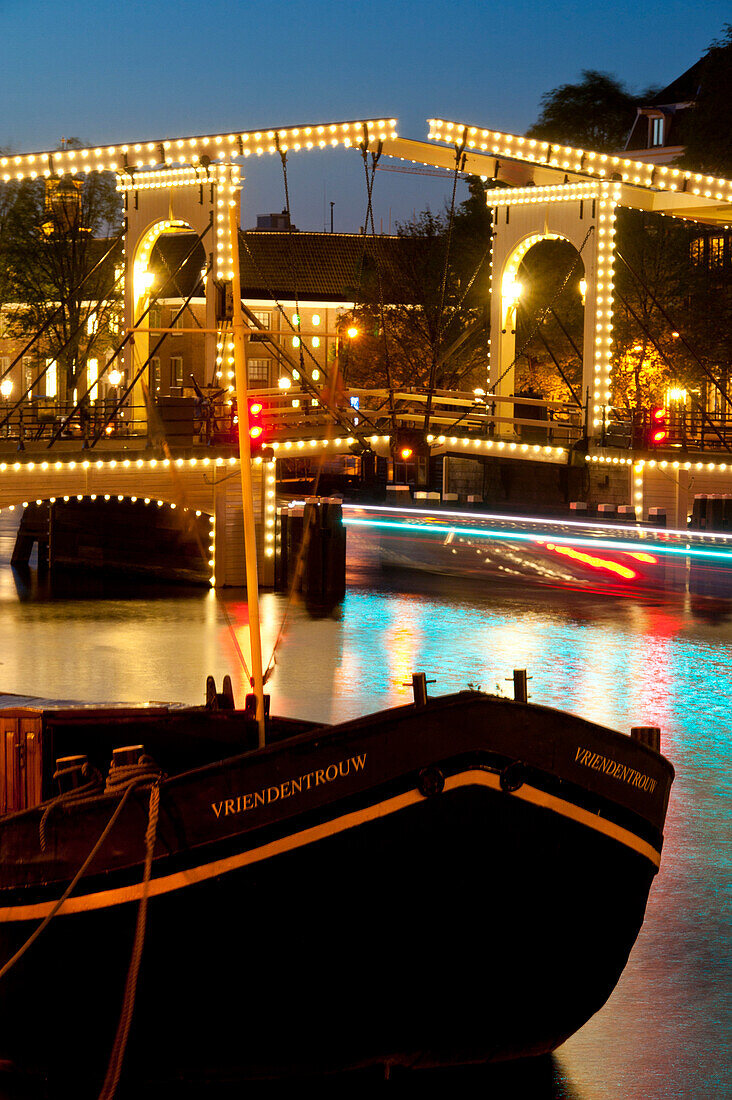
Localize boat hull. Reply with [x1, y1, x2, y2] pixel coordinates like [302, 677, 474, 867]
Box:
[0, 693, 673, 1084]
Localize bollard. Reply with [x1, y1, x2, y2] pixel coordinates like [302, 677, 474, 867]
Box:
[617, 505, 637, 524]
[300, 498, 346, 607]
[274, 506, 289, 591]
[648, 507, 667, 528]
[512, 669, 529, 703]
[386, 484, 412, 508]
[412, 673, 428, 707]
[630, 726, 661, 752]
[596, 503, 617, 522]
[285, 503, 305, 589]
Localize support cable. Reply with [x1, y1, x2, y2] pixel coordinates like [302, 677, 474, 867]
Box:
[48, 223, 213, 447]
[0, 230, 124, 390]
[424, 130, 466, 435]
[0, 266, 126, 435]
[236, 234, 376, 439]
[88, 261, 209, 448]
[616, 248, 732, 415]
[359, 140, 397, 438]
[613, 284, 730, 452]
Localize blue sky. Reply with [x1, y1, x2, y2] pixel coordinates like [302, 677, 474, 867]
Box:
[0, 0, 728, 230]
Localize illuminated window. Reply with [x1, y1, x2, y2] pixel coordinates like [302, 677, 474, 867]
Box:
[151, 357, 161, 393]
[86, 311, 97, 336]
[87, 358, 99, 401]
[45, 359, 57, 398]
[709, 236, 724, 267]
[252, 310, 270, 329]
[650, 117, 664, 147]
[690, 238, 704, 264]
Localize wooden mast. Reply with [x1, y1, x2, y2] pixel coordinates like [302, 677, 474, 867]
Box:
[228, 205, 266, 747]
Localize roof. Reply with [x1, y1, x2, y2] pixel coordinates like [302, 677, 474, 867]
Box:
[236, 231, 416, 302]
[647, 58, 705, 107]
[149, 231, 426, 303]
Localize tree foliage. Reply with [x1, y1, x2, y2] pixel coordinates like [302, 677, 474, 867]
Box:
[0, 146, 122, 403]
[526, 70, 643, 152]
[341, 179, 492, 394]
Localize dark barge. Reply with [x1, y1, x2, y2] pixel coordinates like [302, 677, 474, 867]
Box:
[0, 683, 673, 1087]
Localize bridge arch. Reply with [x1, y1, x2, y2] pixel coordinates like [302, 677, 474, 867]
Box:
[120, 163, 240, 425]
[489, 180, 620, 439]
[497, 230, 585, 401]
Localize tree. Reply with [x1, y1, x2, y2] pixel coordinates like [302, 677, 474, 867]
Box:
[1, 143, 122, 405]
[526, 70, 645, 152]
[341, 179, 491, 396]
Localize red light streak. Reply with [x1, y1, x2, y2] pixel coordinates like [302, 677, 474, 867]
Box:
[544, 542, 638, 579]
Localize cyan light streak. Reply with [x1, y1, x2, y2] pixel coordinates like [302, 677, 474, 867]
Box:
[343, 516, 732, 563]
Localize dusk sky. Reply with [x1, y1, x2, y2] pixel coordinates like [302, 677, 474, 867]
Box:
[0, 1, 728, 231]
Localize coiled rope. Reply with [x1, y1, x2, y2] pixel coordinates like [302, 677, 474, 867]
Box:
[39, 762, 104, 852]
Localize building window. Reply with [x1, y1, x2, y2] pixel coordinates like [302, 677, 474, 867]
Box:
[650, 117, 664, 147]
[171, 356, 183, 387]
[709, 236, 724, 267]
[248, 359, 270, 387]
[87, 359, 99, 401]
[22, 357, 33, 398]
[690, 238, 704, 264]
[170, 312, 182, 336]
[151, 357, 161, 394]
[252, 310, 270, 329]
[148, 308, 161, 331]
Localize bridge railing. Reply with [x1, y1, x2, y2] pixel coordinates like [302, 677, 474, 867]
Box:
[604, 408, 732, 454]
[0, 399, 149, 447]
[245, 386, 586, 446]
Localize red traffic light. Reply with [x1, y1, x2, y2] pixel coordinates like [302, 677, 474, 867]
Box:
[248, 398, 265, 452]
[649, 406, 668, 446]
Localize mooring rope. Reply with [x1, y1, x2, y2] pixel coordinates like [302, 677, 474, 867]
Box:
[97, 781, 161, 1100]
[0, 783, 142, 983]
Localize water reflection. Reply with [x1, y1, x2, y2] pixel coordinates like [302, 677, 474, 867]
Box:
[0, 518, 729, 1098]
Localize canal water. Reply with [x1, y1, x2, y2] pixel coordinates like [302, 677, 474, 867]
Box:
[0, 514, 729, 1098]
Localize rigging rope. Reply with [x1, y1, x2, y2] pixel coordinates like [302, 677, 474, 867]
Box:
[424, 131, 466, 434]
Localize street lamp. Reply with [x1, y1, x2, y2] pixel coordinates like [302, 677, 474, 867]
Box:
[0, 379, 12, 399]
[501, 275, 522, 332]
